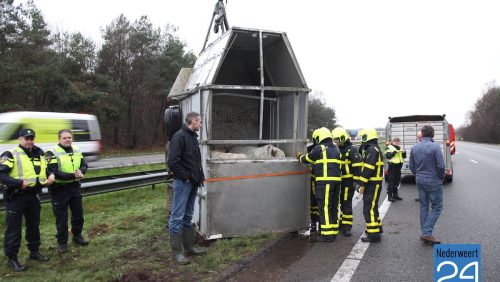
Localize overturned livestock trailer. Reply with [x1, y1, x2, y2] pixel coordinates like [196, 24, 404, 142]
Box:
[167, 27, 311, 239]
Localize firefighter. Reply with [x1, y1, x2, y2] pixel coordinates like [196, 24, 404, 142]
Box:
[385, 137, 406, 202]
[356, 128, 384, 243]
[331, 127, 362, 236]
[45, 130, 89, 254]
[0, 129, 54, 272]
[307, 130, 320, 233]
[298, 127, 342, 242]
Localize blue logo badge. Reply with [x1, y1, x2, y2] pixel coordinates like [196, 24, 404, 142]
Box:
[434, 244, 480, 282]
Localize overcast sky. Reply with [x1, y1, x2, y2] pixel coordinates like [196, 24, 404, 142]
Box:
[22, 0, 500, 129]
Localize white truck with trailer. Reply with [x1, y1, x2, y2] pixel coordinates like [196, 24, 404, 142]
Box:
[385, 115, 454, 183]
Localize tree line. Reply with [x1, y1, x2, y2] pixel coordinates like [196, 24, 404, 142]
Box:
[1, 0, 195, 149]
[1, 0, 337, 149]
[458, 85, 500, 143]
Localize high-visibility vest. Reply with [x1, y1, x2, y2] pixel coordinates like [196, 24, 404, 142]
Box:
[47, 145, 82, 184]
[9, 147, 48, 186]
[386, 144, 404, 164]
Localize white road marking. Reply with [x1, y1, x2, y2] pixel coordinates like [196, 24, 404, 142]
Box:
[330, 196, 392, 282]
[470, 159, 478, 164]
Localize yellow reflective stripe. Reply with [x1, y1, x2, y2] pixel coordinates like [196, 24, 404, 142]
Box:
[321, 230, 339, 235]
[324, 183, 331, 227]
[359, 177, 369, 183]
[304, 154, 314, 164]
[352, 163, 362, 167]
[369, 177, 383, 181]
[320, 223, 340, 228]
[353, 176, 360, 180]
[366, 228, 381, 233]
[366, 222, 380, 227]
[363, 163, 375, 169]
[316, 159, 343, 164]
[344, 187, 349, 201]
[342, 214, 353, 219]
[370, 184, 380, 225]
[376, 161, 384, 166]
[341, 174, 353, 178]
[316, 176, 342, 181]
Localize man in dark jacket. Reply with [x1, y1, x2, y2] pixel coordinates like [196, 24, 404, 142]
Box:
[410, 125, 445, 245]
[167, 112, 207, 264]
[46, 130, 89, 254]
[0, 129, 54, 271]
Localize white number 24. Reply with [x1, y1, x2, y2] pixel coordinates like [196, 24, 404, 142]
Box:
[437, 261, 478, 282]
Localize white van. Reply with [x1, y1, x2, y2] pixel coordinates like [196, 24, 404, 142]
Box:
[0, 112, 102, 161]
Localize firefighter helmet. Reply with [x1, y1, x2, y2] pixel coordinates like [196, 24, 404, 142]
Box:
[312, 127, 332, 144]
[361, 128, 378, 143]
[332, 127, 348, 143]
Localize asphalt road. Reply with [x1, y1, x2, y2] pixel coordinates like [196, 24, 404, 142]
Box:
[87, 154, 165, 169]
[231, 141, 500, 281]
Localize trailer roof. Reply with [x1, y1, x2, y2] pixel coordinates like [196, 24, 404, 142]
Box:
[388, 115, 446, 123]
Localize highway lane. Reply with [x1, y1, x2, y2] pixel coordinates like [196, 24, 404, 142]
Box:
[87, 154, 165, 169]
[351, 141, 500, 281]
[231, 141, 500, 281]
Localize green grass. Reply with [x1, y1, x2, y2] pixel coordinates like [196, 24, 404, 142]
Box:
[0, 184, 278, 281]
[85, 163, 167, 179]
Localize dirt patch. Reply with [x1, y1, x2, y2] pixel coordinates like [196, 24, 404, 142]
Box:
[87, 223, 110, 238]
[119, 267, 163, 282]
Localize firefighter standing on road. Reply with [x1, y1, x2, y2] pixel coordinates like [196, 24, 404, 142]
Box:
[0, 129, 54, 272]
[331, 127, 362, 236]
[45, 130, 89, 254]
[298, 127, 342, 242]
[385, 137, 406, 202]
[356, 128, 384, 243]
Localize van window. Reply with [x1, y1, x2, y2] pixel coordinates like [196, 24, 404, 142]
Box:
[71, 120, 91, 141]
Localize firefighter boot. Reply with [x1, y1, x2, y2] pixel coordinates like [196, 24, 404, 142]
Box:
[361, 233, 381, 243]
[7, 257, 26, 272]
[315, 235, 336, 242]
[341, 225, 352, 236]
[394, 191, 403, 200]
[310, 221, 318, 233]
[182, 228, 207, 256]
[169, 232, 190, 264]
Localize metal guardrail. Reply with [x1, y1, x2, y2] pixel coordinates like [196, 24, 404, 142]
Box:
[0, 170, 172, 210]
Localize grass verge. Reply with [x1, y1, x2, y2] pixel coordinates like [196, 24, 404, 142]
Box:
[85, 163, 167, 179]
[0, 184, 278, 281]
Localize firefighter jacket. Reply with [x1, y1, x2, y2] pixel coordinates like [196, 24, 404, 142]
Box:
[338, 140, 362, 181]
[0, 145, 47, 197]
[357, 140, 384, 185]
[299, 140, 342, 182]
[46, 144, 88, 184]
[385, 144, 406, 165]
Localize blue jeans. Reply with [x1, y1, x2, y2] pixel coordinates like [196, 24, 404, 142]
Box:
[417, 183, 443, 236]
[168, 178, 198, 234]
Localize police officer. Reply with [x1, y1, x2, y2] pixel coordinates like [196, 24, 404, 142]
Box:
[331, 127, 362, 236]
[0, 129, 54, 272]
[356, 128, 384, 243]
[298, 127, 342, 242]
[45, 130, 89, 254]
[385, 137, 406, 202]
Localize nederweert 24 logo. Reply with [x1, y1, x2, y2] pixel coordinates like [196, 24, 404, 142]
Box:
[434, 244, 480, 282]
